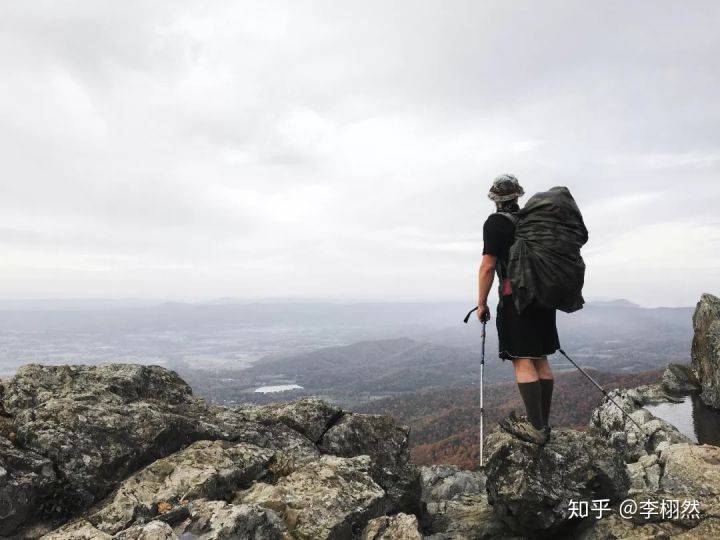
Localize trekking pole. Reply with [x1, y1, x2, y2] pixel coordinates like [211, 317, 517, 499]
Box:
[557, 348, 653, 452]
[463, 306, 485, 467]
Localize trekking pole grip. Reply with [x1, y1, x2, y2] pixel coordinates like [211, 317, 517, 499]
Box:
[463, 306, 478, 324]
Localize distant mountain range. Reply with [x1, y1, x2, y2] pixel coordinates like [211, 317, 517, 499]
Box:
[0, 296, 697, 406]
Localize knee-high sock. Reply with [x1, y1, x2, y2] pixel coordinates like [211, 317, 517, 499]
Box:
[539, 378, 554, 426]
[517, 381, 543, 430]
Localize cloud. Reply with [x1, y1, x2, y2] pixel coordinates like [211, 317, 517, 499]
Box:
[0, 1, 718, 306]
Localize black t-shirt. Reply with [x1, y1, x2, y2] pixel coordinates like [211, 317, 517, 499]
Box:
[482, 213, 516, 279]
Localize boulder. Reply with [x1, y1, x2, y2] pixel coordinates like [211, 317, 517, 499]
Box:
[483, 427, 630, 538]
[673, 518, 720, 539]
[0, 437, 57, 535]
[4, 364, 221, 514]
[230, 399, 343, 443]
[574, 513, 686, 539]
[662, 363, 701, 394]
[626, 453, 663, 494]
[658, 443, 720, 500]
[581, 443, 720, 538]
[172, 499, 288, 539]
[87, 441, 274, 534]
[422, 494, 510, 540]
[418, 465, 514, 540]
[0, 387, 13, 442]
[318, 413, 422, 515]
[115, 521, 178, 540]
[420, 464, 484, 503]
[690, 293, 720, 408]
[3, 364, 195, 413]
[362, 513, 423, 539]
[238, 455, 386, 539]
[40, 519, 112, 540]
[589, 385, 693, 462]
[41, 519, 179, 540]
[210, 405, 320, 471]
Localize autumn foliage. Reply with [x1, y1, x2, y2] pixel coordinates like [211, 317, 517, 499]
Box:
[359, 368, 663, 470]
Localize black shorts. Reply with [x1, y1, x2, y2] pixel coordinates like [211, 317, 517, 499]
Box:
[496, 294, 560, 361]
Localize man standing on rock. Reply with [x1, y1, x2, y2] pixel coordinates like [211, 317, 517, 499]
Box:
[477, 174, 557, 445]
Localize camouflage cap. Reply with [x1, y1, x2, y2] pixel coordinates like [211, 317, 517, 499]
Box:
[488, 174, 525, 202]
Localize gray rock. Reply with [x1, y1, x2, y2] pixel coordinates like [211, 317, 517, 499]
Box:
[231, 399, 343, 443]
[0, 436, 57, 535]
[13, 397, 220, 513]
[115, 521, 178, 540]
[588, 385, 693, 462]
[87, 441, 274, 534]
[3, 364, 194, 414]
[419, 464, 484, 503]
[5, 364, 431, 539]
[210, 405, 319, 471]
[5, 364, 221, 515]
[662, 363, 701, 394]
[173, 499, 287, 539]
[422, 494, 517, 540]
[574, 513, 685, 540]
[362, 513, 423, 539]
[418, 465, 517, 539]
[673, 517, 720, 539]
[691, 293, 720, 408]
[626, 453, 662, 493]
[318, 413, 422, 515]
[658, 443, 720, 498]
[237, 455, 386, 539]
[578, 443, 720, 538]
[40, 519, 113, 540]
[484, 427, 630, 538]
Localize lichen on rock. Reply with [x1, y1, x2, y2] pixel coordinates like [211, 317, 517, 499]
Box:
[691, 293, 720, 408]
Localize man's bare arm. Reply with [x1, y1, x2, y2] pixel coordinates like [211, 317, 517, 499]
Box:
[477, 254, 497, 321]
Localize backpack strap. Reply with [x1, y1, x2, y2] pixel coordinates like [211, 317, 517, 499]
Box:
[495, 212, 518, 282]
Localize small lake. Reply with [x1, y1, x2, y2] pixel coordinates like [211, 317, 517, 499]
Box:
[254, 384, 303, 393]
[645, 392, 720, 446]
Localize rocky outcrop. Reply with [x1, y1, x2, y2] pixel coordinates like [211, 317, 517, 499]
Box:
[234, 399, 343, 443]
[319, 413, 421, 515]
[662, 362, 701, 394]
[574, 514, 687, 539]
[589, 384, 693, 462]
[0, 437, 57, 536]
[362, 513, 423, 539]
[483, 427, 630, 538]
[208, 404, 321, 469]
[4, 364, 222, 515]
[173, 499, 288, 539]
[576, 442, 720, 539]
[418, 465, 516, 540]
[691, 293, 720, 408]
[86, 440, 274, 534]
[238, 455, 385, 539]
[0, 363, 421, 539]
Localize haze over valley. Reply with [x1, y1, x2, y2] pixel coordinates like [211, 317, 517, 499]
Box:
[0, 299, 693, 405]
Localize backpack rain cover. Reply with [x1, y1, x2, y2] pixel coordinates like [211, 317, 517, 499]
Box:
[507, 186, 589, 314]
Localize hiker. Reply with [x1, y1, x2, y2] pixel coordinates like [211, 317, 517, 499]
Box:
[477, 174, 557, 445]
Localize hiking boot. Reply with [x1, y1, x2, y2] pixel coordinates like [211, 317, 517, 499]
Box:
[499, 411, 549, 445]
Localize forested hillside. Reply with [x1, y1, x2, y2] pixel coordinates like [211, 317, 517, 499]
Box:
[358, 368, 664, 469]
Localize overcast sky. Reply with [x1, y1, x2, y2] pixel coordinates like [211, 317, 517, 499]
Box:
[1, 1, 718, 307]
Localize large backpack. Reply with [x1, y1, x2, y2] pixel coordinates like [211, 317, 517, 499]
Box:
[500, 186, 589, 314]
